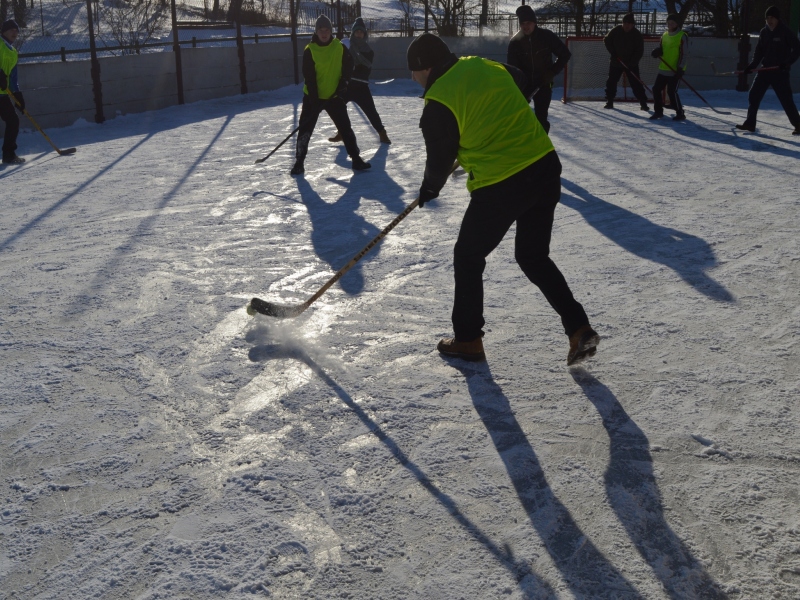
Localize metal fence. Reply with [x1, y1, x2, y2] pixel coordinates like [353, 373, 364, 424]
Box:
[10, 0, 729, 64]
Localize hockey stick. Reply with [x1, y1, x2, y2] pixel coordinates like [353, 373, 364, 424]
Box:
[6, 89, 77, 155]
[616, 58, 654, 95]
[254, 100, 329, 164]
[247, 162, 460, 318]
[710, 62, 778, 76]
[352, 77, 395, 85]
[658, 58, 731, 115]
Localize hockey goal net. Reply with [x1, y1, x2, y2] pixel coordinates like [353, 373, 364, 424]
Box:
[562, 36, 663, 103]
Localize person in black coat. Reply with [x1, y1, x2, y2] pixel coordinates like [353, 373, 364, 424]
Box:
[736, 6, 800, 135]
[291, 15, 370, 176]
[506, 5, 571, 133]
[329, 18, 391, 145]
[603, 13, 649, 111]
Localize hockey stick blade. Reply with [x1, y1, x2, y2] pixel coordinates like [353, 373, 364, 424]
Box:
[247, 297, 308, 318]
[58, 147, 77, 155]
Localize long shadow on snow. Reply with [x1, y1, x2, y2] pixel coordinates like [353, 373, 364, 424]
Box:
[247, 341, 557, 599]
[0, 134, 156, 254]
[294, 144, 406, 296]
[570, 367, 729, 599]
[454, 360, 644, 599]
[63, 113, 236, 316]
[560, 178, 734, 303]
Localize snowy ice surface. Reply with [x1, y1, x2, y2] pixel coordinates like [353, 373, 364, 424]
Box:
[2, 80, 800, 599]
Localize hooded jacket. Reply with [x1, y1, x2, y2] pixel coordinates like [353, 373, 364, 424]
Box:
[603, 24, 644, 65]
[348, 18, 374, 81]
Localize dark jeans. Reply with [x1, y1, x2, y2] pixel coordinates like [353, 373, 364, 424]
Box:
[296, 95, 359, 160]
[451, 151, 589, 341]
[652, 73, 682, 115]
[0, 95, 19, 159]
[531, 84, 553, 133]
[744, 69, 800, 128]
[605, 61, 648, 105]
[347, 81, 384, 132]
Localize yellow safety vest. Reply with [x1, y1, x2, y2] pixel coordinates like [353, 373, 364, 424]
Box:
[0, 38, 18, 95]
[424, 56, 554, 192]
[659, 30, 688, 73]
[303, 39, 344, 100]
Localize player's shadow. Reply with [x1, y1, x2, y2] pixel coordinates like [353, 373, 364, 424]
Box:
[560, 179, 734, 303]
[570, 368, 728, 599]
[454, 360, 643, 599]
[294, 145, 406, 296]
[246, 338, 556, 599]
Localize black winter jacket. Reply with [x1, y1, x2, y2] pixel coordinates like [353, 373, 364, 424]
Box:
[506, 27, 571, 97]
[747, 21, 800, 71]
[603, 25, 644, 66]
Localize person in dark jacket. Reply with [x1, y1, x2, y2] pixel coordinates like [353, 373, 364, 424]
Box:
[0, 19, 24, 164]
[291, 15, 370, 176]
[736, 6, 800, 135]
[506, 5, 571, 133]
[603, 13, 649, 111]
[329, 18, 391, 145]
[408, 33, 598, 365]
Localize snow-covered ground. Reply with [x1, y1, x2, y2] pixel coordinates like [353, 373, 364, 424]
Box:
[2, 79, 800, 599]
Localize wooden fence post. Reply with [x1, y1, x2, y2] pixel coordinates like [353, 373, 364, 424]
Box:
[170, 0, 185, 104]
[85, 0, 104, 123]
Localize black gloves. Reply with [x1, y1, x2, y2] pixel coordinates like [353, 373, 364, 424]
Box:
[0, 70, 6, 91]
[651, 47, 663, 58]
[12, 91, 24, 111]
[780, 63, 790, 71]
[675, 67, 684, 79]
[743, 66, 753, 75]
[418, 185, 439, 207]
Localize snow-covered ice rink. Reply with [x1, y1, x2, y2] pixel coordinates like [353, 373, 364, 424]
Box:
[2, 79, 800, 599]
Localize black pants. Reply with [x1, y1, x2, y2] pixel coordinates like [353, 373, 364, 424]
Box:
[0, 95, 19, 159]
[347, 81, 384, 132]
[531, 84, 553, 133]
[296, 95, 359, 161]
[605, 61, 648, 105]
[451, 151, 589, 341]
[652, 73, 682, 115]
[744, 69, 800, 128]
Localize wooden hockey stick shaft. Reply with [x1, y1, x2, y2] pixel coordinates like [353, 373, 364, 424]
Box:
[6, 88, 76, 155]
[247, 162, 461, 318]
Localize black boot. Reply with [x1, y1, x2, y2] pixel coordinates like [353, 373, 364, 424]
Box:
[352, 156, 371, 171]
[603, 100, 614, 109]
[290, 160, 304, 175]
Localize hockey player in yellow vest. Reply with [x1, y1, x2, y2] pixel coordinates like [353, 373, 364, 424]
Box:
[407, 33, 598, 365]
[649, 13, 689, 121]
[291, 15, 370, 175]
[0, 19, 24, 164]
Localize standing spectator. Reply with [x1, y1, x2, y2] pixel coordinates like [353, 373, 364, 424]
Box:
[506, 5, 571, 133]
[291, 15, 371, 176]
[603, 13, 649, 111]
[736, 6, 800, 135]
[329, 18, 391, 145]
[0, 19, 24, 164]
[650, 14, 689, 121]
[407, 33, 598, 365]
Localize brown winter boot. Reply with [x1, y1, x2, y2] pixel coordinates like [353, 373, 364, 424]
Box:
[567, 325, 599, 366]
[378, 129, 391, 144]
[328, 132, 343, 143]
[437, 336, 486, 361]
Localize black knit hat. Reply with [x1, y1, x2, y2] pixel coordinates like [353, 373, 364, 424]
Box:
[516, 5, 537, 24]
[623, 13, 635, 24]
[315, 14, 332, 31]
[765, 6, 781, 19]
[1, 19, 19, 34]
[407, 33, 451, 71]
[666, 13, 680, 24]
[351, 17, 367, 35]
